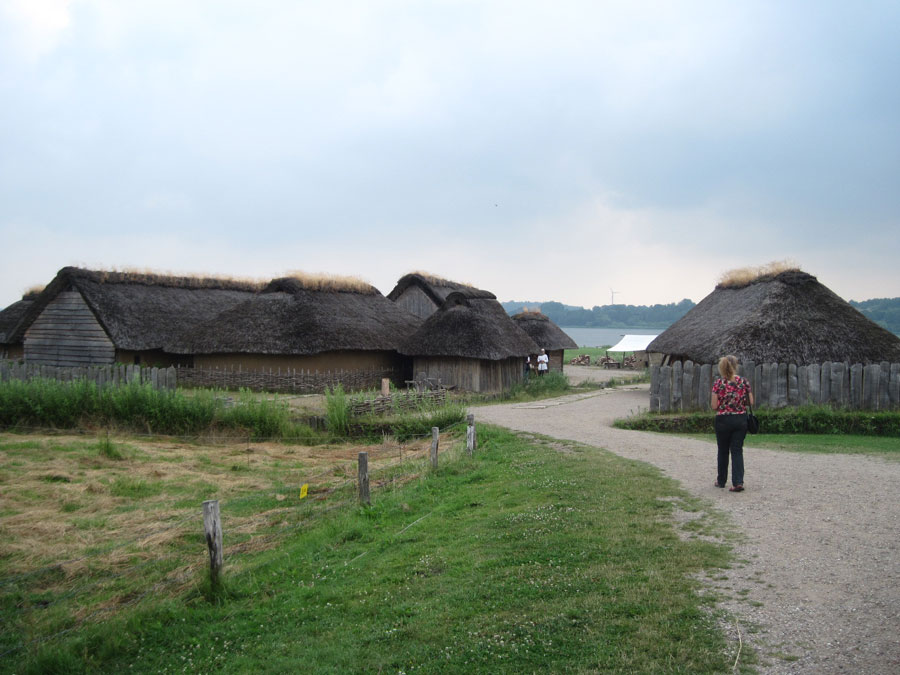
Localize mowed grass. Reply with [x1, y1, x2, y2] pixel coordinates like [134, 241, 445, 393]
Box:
[744, 433, 900, 457]
[0, 430, 440, 662]
[7, 426, 741, 674]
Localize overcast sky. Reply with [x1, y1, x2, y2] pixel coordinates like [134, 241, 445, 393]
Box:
[2, 0, 898, 310]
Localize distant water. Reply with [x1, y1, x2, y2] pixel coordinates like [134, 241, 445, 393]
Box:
[561, 327, 665, 348]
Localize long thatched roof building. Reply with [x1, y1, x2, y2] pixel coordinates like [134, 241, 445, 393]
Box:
[510, 310, 577, 372]
[400, 289, 539, 392]
[6, 267, 419, 373]
[647, 267, 900, 365]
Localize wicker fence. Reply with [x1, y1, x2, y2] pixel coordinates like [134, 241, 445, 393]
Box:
[175, 365, 399, 394]
[0, 361, 176, 391]
[650, 360, 900, 412]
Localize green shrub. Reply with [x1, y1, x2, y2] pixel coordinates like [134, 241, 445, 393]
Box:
[615, 405, 900, 436]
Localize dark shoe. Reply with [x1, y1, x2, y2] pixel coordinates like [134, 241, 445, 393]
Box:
[714, 480, 726, 488]
[729, 484, 744, 492]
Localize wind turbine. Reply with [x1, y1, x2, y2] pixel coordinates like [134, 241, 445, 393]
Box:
[610, 288, 619, 305]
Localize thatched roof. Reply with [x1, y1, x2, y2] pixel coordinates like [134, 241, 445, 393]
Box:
[9, 267, 259, 351]
[9, 267, 419, 356]
[400, 292, 539, 359]
[511, 311, 577, 351]
[387, 272, 494, 306]
[0, 299, 33, 344]
[175, 279, 419, 355]
[647, 269, 900, 364]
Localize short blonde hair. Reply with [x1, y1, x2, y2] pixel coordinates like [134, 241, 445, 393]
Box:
[718, 355, 738, 380]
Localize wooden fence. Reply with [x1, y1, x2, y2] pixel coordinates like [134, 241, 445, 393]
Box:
[349, 390, 447, 416]
[650, 361, 900, 412]
[0, 361, 176, 391]
[175, 365, 400, 394]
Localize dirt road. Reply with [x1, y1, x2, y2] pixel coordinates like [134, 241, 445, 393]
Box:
[474, 383, 900, 674]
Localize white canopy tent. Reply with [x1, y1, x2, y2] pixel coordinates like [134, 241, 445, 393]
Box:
[607, 334, 659, 352]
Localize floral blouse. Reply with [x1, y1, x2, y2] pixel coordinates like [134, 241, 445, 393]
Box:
[712, 376, 751, 415]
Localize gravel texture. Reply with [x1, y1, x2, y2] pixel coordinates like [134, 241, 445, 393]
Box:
[473, 375, 900, 673]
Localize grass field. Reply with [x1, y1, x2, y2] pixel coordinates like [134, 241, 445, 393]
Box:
[1, 426, 742, 674]
[744, 433, 900, 457]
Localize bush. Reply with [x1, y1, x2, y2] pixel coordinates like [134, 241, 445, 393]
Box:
[615, 405, 900, 436]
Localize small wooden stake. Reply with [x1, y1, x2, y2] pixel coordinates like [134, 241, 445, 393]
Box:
[381, 377, 391, 397]
[466, 414, 476, 455]
[358, 452, 370, 505]
[430, 427, 439, 469]
[202, 500, 223, 586]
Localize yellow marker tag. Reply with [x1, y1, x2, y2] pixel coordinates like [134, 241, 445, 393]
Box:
[299, 484, 308, 499]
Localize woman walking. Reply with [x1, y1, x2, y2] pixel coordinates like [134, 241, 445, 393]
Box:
[711, 355, 754, 492]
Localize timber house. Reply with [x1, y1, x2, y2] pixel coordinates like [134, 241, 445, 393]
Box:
[3, 267, 419, 375]
[510, 310, 577, 373]
[647, 266, 900, 366]
[400, 289, 539, 393]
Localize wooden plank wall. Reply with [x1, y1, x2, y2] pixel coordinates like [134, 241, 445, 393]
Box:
[649, 361, 900, 412]
[24, 291, 115, 366]
[413, 356, 524, 393]
[0, 361, 175, 391]
[393, 286, 439, 320]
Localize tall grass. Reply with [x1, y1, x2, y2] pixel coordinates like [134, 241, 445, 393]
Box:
[324, 384, 351, 436]
[0, 379, 304, 440]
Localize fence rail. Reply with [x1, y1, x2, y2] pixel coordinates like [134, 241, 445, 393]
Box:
[650, 360, 900, 412]
[0, 361, 176, 391]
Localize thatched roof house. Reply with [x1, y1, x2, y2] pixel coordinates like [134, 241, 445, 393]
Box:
[387, 272, 491, 321]
[400, 290, 539, 392]
[8, 268, 260, 367]
[175, 276, 420, 371]
[647, 268, 900, 365]
[7, 267, 419, 374]
[511, 310, 577, 372]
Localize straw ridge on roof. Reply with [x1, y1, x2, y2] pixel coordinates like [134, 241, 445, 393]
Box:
[647, 269, 900, 364]
[8, 266, 417, 355]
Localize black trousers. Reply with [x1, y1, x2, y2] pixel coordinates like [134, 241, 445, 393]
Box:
[715, 413, 747, 486]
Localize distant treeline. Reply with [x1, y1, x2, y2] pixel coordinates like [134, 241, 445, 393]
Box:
[502, 299, 696, 328]
[849, 298, 900, 335]
[503, 296, 900, 334]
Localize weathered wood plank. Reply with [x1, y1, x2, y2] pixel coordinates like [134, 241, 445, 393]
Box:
[821, 362, 832, 403]
[698, 364, 712, 411]
[787, 364, 798, 405]
[672, 361, 683, 412]
[848, 363, 862, 409]
[797, 365, 808, 405]
[862, 364, 879, 410]
[658, 366, 672, 413]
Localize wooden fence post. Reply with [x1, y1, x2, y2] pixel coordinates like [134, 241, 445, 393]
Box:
[466, 414, 476, 455]
[358, 452, 370, 505]
[431, 427, 439, 469]
[202, 500, 223, 586]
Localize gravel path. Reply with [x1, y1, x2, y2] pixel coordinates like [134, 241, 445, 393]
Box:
[473, 383, 900, 673]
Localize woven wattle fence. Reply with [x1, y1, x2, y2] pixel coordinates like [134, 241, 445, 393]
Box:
[175, 365, 399, 394]
[650, 361, 900, 412]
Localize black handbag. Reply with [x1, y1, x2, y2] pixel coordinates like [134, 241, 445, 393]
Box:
[746, 402, 760, 434]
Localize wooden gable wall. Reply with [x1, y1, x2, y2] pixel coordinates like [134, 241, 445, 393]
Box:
[24, 291, 115, 366]
[393, 285, 439, 320]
